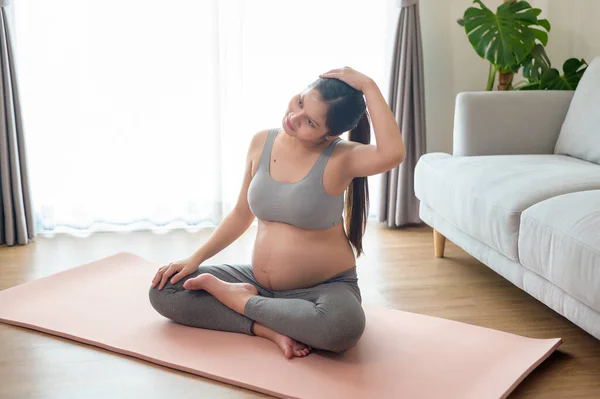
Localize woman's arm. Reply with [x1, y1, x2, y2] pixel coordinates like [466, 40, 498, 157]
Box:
[154, 130, 267, 289]
[190, 205, 254, 265]
[342, 80, 406, 177]
[189, 132, 266, 265]
[320, 67, 406, 178]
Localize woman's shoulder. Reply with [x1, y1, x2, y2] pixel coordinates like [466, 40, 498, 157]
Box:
[327, 139, 370, 170]
[248, 129, 272, 150]
[331, 138, 362, 156]
[246, 129, 275, 159]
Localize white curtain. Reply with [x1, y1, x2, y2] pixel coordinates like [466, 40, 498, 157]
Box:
[12, 0, 395, 235]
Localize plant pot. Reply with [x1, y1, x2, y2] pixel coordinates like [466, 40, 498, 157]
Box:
[498, 71, 514, 91]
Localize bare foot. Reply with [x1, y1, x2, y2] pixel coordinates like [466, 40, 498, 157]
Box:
[253, 323, 312, 359]
[183, 274, 258, 314]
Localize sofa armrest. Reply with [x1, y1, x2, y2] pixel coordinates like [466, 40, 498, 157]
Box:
[453, 91, 574, 156]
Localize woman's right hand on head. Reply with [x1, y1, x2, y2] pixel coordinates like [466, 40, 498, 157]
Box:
[151, 257, 199, 290]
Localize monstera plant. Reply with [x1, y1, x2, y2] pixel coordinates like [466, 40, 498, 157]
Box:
[458, 0, 588, 91]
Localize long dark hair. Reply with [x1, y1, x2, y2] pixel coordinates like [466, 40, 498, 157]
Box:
[309, 78, 370, 256]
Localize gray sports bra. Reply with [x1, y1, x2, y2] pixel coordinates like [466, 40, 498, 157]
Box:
[247, 128, 344, 230]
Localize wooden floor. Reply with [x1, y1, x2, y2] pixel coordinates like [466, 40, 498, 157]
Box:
[1, 223, 599, 398]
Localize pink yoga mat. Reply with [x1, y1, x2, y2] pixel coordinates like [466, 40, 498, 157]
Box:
[0, 253, 560, 399]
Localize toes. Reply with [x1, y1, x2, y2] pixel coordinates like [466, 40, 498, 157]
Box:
[284, 346, 293, 359]
[182, 279, 196, 290]
[183, 276, 206, 290]
[294, 346, 311, 357]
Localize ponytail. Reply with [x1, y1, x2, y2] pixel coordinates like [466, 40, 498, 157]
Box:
[344, 111, 370, 257]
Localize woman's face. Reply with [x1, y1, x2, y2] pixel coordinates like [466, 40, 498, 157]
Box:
[282, 88, 330, 142]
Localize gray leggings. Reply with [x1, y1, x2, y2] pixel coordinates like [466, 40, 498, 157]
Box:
[148, 264, 365, 353]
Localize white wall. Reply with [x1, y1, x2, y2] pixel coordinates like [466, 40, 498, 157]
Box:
[419, 0, 600, 154]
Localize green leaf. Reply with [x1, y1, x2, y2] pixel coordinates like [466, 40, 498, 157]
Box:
[537, 19, 551, 32]
[522, 44, 551, 81]
[530, 28, 548, 46]
[519, 81, 542, 90]
[520, 58, 588, 91]
[460, 0, 551, 70]
[539, 58, 588, 90]
[473, 0, 490, 12]
[563, 58, 585, 73]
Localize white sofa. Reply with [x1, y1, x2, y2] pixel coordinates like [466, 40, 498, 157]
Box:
[414, 56, 600, 339]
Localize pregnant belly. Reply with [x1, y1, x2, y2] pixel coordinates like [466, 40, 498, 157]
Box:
[251, 220, 356, 291]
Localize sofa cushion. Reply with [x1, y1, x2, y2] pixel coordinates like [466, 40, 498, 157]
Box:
[554, 56, 600, 165]
[414, 153, 600, 261]
[519, 190, 600, 312]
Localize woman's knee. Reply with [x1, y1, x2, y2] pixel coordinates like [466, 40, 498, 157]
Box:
[317, 306, 366, 353]
[148, 267, 205, 308]
[148, 266, 224, 318]
[148, 285, 173, 317]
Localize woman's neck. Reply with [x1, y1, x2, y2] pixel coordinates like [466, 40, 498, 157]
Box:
[280, 130, 331, 153]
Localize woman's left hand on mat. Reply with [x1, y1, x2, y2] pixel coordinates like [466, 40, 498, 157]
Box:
[319, 66, 374, 92]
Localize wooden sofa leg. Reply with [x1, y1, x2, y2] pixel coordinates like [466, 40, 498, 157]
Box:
[433, 229, 446, 258]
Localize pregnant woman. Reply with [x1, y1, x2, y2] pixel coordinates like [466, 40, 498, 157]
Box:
[149, 67, 405, 358]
